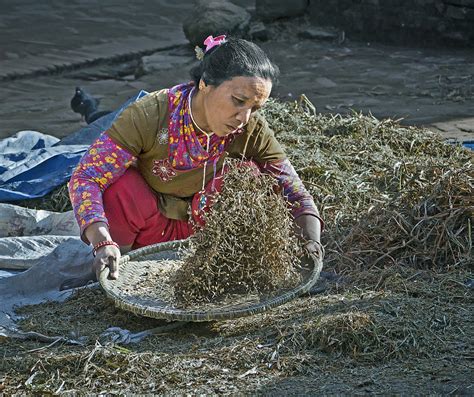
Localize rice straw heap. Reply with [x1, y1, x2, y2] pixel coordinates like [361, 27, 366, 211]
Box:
[262, 98, 473, 275]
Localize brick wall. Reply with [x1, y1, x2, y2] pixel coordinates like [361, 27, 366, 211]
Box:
[308, 0, 474, 46]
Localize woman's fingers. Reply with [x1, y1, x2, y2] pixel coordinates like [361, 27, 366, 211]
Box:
[304, 240, 325, 260]
[93, 246, 121, 280]
[107, 255, 120, 280]
[93, 257, 106, 281]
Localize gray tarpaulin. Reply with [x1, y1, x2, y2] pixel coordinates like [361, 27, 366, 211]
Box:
[0, 91, 147, 202]
[0, 204, 94, 333]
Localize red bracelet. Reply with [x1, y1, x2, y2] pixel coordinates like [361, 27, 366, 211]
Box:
[93, 240, 120, 257]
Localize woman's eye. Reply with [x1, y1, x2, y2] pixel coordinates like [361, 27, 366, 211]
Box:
[233, 97, 245, 105]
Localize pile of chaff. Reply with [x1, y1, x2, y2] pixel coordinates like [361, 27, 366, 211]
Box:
[173, 160, 302, 306]
[261, 98, 473, 275]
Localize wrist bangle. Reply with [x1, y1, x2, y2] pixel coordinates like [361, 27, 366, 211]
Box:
[93, 240, 119, 257]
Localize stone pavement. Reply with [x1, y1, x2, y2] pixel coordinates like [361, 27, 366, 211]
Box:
[0, 1, 473, 142]
[0, 0, 193, 80]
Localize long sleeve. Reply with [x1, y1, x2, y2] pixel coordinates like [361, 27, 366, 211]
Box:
[68, 132, 136, 242]
[259, 158, 324, 229]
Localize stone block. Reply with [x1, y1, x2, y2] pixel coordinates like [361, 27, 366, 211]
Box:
[306, 0, 473, 46]
[256, 0, 309, 22]
[363, 0, 380, 6]
[342, 9, 365, 31]
[183, 0, 251, 47]
[435, 0, 446, 14]
[298, 27, 339, 41]
[443, 0, 474, 7]
[413, 0, 433, 6]
[135, 54, 191, 77]
[442, 30, 468, 42]
[464, 8, 474, 18]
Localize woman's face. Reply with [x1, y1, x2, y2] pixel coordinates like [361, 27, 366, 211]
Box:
[199, 76, 272, 137]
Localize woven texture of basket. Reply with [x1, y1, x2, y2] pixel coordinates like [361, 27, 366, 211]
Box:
[100, 239, 323, 322]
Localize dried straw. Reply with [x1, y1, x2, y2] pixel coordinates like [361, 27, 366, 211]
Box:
[262, 98, 473, 273]
[173, 160, 302, 305]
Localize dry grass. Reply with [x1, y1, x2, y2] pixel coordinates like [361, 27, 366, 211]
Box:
[12, 184, 72, 212]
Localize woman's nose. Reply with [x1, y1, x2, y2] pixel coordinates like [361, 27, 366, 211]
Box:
[236, 108, 252, 126]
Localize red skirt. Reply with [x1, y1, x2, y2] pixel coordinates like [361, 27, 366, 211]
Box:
[102, 164, 257, 249]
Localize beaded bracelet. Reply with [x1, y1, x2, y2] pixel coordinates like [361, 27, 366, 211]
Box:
[93, 240, 120, 257]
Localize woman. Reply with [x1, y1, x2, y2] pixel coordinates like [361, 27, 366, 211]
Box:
[69, 35, 324, 280]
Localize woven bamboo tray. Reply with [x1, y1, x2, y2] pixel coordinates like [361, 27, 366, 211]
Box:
[99, 239, 323, 322]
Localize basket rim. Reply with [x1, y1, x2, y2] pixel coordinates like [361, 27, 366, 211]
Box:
[99, 239, 323, 322]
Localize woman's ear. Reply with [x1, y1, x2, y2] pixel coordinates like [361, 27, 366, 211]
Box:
[199, 79, 207, 91]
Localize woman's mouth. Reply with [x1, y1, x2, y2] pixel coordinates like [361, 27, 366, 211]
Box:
[226, 124, 240, 132]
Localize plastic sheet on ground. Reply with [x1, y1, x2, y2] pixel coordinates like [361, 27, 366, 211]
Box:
[0, 203, 95, 329]
[0, 90, 148, 201]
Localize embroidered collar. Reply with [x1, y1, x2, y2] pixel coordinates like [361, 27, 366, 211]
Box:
[167, 82, 240, 171]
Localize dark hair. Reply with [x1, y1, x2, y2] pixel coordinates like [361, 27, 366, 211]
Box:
[190, 37, 280, 87]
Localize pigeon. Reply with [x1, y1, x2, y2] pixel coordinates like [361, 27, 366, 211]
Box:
[70, 87, 111, 124]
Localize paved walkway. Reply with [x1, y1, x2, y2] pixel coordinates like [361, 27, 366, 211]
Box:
[0, 1, 472, 142]
[0, 0, 192, 80]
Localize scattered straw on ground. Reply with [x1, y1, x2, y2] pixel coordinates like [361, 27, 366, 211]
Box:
[2, 267, 472, 394]
[2, 96, 473, 394]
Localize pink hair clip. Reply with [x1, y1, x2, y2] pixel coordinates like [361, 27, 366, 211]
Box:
[203, 35, 227, 53]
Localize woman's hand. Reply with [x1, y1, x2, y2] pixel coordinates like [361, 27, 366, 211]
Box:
[84, 221, 124, 280]
[294, 214, 324, 260]
[93, 244, 121, 280]
[303, 239, 325, 260]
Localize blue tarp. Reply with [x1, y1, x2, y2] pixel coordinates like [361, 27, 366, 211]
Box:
[462, 141, 474, 151]
[0, 90, 148, 201]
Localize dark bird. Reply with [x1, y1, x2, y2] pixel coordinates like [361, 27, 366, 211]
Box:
[70, 87, 111, 124]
